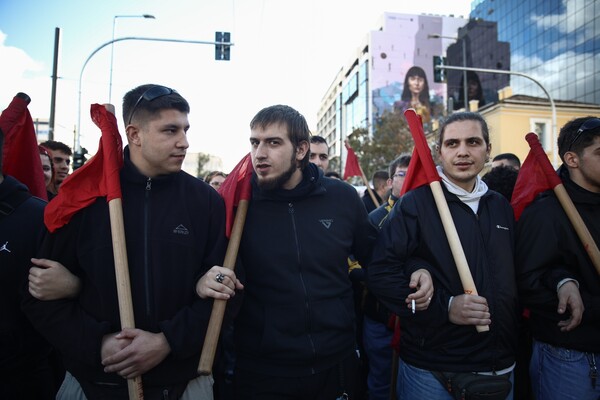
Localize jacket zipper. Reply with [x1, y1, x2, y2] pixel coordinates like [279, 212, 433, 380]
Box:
[289, 202, 317, 374]
[144, 178, 152, 318]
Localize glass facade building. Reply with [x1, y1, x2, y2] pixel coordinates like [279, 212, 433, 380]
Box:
[471, 0, 600, 104]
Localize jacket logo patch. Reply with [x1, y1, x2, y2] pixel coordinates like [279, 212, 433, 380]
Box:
[173, 224, 190, 235]
[319, 219, 333, 229]
[0, 241, 10, 252]
[496, 224, 509, 231]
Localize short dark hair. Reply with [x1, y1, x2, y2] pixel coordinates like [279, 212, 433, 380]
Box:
[123, 84, 190, 127]
[438, 112, 490, 147]
[40, 140, 72, 156]
[372, 170, 389, 189]
[388, 153, 411, 176]
[204, 171, 227, 183]
[310, 135, 327, 145]
[492, 153, 521, 168]
[250, 105, 311, 169]
[557, 116, 600, 162]
[482, 165, 519, 201]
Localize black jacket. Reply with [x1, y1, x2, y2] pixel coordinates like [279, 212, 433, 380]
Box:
[516, 165, 600, 352]
[22, 149, 227, 396]
[367, 184, 518, 373]
[235, 164, 377, 376]
[0, 176, 50, 373]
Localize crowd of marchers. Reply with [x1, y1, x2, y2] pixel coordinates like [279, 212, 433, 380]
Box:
[1, 86, 599, 400]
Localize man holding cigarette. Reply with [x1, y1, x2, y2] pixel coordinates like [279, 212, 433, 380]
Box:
[368, 112, 518, 399]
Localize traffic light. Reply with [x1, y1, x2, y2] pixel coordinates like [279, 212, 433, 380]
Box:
[72, 148, 88, 170]
[433, 56, 447, 83]
[215, 32, 231, 61]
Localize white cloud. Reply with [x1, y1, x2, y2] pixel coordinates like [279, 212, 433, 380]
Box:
[0, 31, 50, 119]
[531, 0, 595, 43]
[511, 50, 599, 102]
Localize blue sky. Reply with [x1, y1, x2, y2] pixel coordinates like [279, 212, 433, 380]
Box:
[0, 0, 472, 171]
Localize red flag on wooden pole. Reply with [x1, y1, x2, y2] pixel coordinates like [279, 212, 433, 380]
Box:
[199, 153, 253, 374]
[218, 153, 252, 238]
[343, 142, 363, 180]
[0, 93, 47, 200]
[511, 132, 600, 274]
[400, 113, 440, 195]
[510, 132, 562, 221]
[44, 104, 123, 232]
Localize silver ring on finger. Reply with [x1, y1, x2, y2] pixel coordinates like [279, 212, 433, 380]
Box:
[215, 273, 225, 284]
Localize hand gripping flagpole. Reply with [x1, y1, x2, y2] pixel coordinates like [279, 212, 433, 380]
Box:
[523, 133, 600, 274]
[198, 154, 252, 374]
[102, 104, 143, 399]
[404, 109, 488, 333]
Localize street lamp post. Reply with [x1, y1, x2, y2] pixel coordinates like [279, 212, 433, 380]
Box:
[429, 34, 468, 111]
[109, 14, 155, 103]
[77, 35, 234, 153]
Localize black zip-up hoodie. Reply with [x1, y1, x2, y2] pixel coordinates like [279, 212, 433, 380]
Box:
[516, 165, 600, 353]
[234, 164, 377, 376]
[368, 184, 518, 373]
[22, 148, 227, 397]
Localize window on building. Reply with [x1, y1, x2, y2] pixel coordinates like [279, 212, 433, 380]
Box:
[531, 118, 551, 152]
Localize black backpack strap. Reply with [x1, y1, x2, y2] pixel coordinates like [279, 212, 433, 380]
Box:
[0, 190, 32, 221]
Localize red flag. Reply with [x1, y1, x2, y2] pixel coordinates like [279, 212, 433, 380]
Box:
[218, 153, 252, 238]
[44, 104, 123, 233]
[400, 109, 440, 195]
[510, 132, 562, 221]
[0, 94, 48, 200]
[343, 142, 362, 180]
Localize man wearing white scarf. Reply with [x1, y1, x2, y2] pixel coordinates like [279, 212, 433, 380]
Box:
[368, 112, 518, 400]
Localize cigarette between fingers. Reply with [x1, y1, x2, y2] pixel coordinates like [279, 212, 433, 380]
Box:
[411, 299, 416, 314]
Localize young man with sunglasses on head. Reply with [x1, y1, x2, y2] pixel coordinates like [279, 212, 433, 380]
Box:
[23, 84, 239, 399]
[516, 116, 600, 400]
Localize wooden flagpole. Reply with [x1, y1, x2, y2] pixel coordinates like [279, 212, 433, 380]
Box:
[198, 198, 249, 374]
[105, 104, 143, 399]
[404, 109, 488, 333]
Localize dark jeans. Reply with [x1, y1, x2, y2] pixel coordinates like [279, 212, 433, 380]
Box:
[234, 352, 359, 400]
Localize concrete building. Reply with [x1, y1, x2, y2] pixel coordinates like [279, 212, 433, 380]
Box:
[480, 91, 600, 167]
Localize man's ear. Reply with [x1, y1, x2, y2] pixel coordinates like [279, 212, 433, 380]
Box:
[563, 151, 579, 169]
[126, 125, 141, 147]
[296, 140, 309, 161]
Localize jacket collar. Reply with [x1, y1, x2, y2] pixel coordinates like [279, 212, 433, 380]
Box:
[120, 146, 178, 186]
[252, 163, 325, 202]
[559, 164, 600, 206]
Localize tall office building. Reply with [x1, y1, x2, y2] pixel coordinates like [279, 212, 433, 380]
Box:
[445, 19, 510, 110]
[471, 0, 600, 105]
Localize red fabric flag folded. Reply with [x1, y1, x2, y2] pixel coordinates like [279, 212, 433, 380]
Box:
[0, 94, 48, 200]
[511, 132, 562, 221]
[401, 109, 441, 195]
[44, 104, 123, 233]
[343, 142, 363, 180]
[218, 153, 253, 238]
